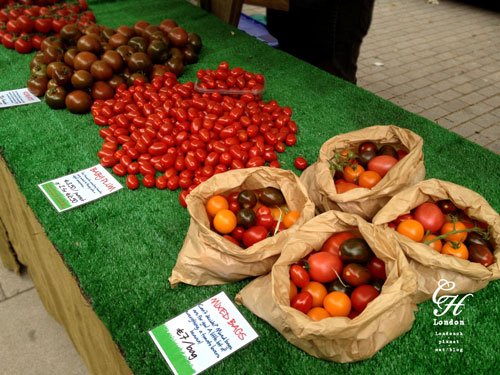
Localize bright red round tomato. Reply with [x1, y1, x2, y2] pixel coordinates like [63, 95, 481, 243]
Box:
[351, 285, 379, 313]
[307, 251, 343, 283]
[414, 202, 445, 233]
[367, 257, 386, 280]
[294, 156, 308, 170]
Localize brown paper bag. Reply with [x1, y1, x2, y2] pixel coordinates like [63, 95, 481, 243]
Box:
[372, 178, 500, 303]
[169, 167, 315, 287]
[236, 210, 418, 363]
[300, 125, 425, 220]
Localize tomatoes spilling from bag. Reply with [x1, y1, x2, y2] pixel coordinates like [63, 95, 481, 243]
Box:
[205, 187, 301, 248]
[289, 230, 385, 319]
[329, 141, 406, 193]
[391, 200, 495, 267]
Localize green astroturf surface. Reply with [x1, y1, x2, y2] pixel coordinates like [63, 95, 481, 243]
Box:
[1, 1, 499, 374]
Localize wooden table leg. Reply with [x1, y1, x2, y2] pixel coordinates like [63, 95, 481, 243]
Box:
[199, 0, 244, 26]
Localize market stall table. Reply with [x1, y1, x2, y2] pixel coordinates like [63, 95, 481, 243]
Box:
[1, 0, 499, 374]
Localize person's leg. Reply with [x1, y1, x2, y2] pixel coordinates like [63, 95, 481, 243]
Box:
[266, 0, 375, 84]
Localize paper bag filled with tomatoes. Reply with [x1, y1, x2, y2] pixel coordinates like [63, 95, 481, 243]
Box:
[300, 125, 425, 220]
[372, 179, 500, 303]
[169, 167, 315, 287]
[236, 210, 417, 363]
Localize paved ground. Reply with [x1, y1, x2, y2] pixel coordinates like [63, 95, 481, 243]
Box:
[0, 1, 498, 374]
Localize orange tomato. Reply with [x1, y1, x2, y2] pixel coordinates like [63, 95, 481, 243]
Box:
[269, 206, 285, 221]
[289, 280, 298, 302]
[397, 219, 425, 242]
[206, 195, 228, 217]
[213, 209, 237, 234]
[335, 181, 359, 194]
[283, 210, 300, 228]
[442, 241, 468, 260]
[423, 234, 442, 252]
[440, 221, 468, 243]
[307, 307, 331, 321]
[323, 291, 351, 317]
[302, 281, 328, 307]
[358, 170, 382, 188]
[343, 164, 365, 184]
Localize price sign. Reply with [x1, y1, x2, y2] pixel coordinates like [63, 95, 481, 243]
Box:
[39, 164, 122, 212]
[149, 292, 258, 375]
[0, 88, 41, 108]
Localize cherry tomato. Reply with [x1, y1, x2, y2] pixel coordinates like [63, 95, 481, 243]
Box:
[468, 244, 494, 267]
[358, 170, 382, 188]
[302, 281, 328, 307]
[335, 181, 358, 194]
[307, 251, 343, 283]
[343, 163, 365, 184]
[283, 210, 300, 228]
[242, 225, 268, 247]
[414, 202, 445, 233]
[321, 231, 358, 256]
[367, 155, 398, 177]
[323, 291, 351, 317]
[206, 195, 228, 217]
[366, 257, 387, 280]
[213, 209, 237, 234]
[291, 291, 313, 314]
[126, 174, 139, 190]
[289, 263, 310, 288]
[342, 263, 371, 287]
[442, 241, 468, 260]
[351, 285, 379, 313]
[423, 234, 442, 252]
[440, 221, 468, 243]
[307, 307, 331, 321]
[289, 280, 298, 301]
[397, 219, 425, 242]
[294, 156, 308, 170]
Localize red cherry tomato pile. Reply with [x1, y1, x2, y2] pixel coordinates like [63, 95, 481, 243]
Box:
[195, 61, 265, 94]
[90, 66, 299, 205]
[205, 187, 300, 248]
[329, 141, 408, 193]
[391, 200, 495, 267]
[0, 0, 95, 54]
[289, 230, 386, 320]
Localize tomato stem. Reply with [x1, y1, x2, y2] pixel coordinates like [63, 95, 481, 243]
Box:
[423, 226, 486, 245]
[333, 268, 347, 288]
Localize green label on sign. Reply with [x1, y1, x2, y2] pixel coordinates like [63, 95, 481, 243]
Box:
[150, 324, 195, 375]
[40, 182, 71, 210]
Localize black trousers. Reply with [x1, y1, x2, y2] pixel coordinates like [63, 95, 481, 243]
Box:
[267, 0, 375, 84]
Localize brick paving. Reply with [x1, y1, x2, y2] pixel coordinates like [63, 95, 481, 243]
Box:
[244, 0, 500, 154]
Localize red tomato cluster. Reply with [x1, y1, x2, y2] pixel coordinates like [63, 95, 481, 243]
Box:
[90, 69, 299, 205]
[289, 231, 386, 320]
[391, 200, 495, 267]
[195, 61, 265, 95]
[330, 141, 407, 193]
[0, 0, 95, 54]
[206, 187, 300, 248]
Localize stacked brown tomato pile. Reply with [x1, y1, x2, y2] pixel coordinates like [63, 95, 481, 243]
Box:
[391, 200, 495, 266]
[289, 231, 386, 321]
[26, 18, 202, 113]
[205, 187, 300, 248]
[329, 141, 408, 193]
[0, 0, 95, 54]
[91, 63, 298, 206]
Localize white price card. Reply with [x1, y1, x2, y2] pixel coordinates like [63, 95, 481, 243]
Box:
[0, 88, 41, 108]
[38, 164, 122, 213]
[149, 291, 258, 375]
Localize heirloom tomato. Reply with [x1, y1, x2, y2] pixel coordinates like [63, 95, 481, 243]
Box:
[397, 219, 425, 242]
[321, 231, 358, 256]
[351, 285, 379, 313]
[213, 209, 237, 234]
[441, 241, 468, 260]
[242, 225, 268, 247]
[342, 263, 371, 287]
[289, 264, 310, 288]
[302, 281, 328, 307]
[414, 202, 445, 233]
[339, 238, 374, 263]
[440, 221, 468, 243]
[307, 307, 331, 321]
[367, 155, 398, 177]
[206, 195, 228, 217]
[291, 291, 313, 314]
[468, 244, 494, 267]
